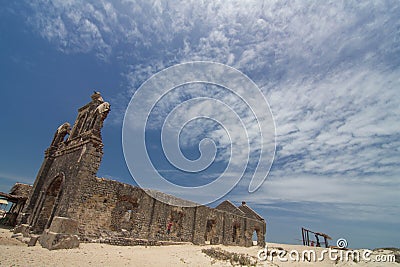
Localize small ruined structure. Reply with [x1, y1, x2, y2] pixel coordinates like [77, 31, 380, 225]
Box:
[14, 92, 266, 249]
[0, 183, 32, 226]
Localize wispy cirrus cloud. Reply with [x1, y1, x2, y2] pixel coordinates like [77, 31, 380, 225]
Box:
[21, 0, 400, 179]
[269, 66, 400, 178]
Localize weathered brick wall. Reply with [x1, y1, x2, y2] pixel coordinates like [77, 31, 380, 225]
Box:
[10, 183, 32, 198]
[26, 143, 94, 233]
[244, 217, 266, 246]
[216, 200, 245, 216]
[68, 178, 150, 239]
[67, 174, 266, 247]
[20, 92, 109, 233]
[221, 211, 244, 246]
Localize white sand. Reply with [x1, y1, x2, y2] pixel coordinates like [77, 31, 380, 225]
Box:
[0, 227, 397, 266]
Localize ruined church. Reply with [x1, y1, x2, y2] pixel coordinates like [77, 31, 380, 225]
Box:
[12, 92, 266, 249]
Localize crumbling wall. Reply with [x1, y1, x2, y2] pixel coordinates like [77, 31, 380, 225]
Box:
[70, 178, 152, 240]
[244, 217, 266, 246]
[68, 175, 266, 247]
[19, 92, 109, 235]
[10, 183, 32, 198]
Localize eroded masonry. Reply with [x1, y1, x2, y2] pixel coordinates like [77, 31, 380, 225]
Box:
[12, 92, 266, 249]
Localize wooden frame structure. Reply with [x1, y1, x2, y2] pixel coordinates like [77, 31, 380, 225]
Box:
[301, 227, 332, 248]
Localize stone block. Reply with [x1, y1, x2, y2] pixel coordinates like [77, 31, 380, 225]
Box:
[49, 217, 79, 235]
[28, 235, 40, 247]
[38, 217, 80, 250]
[39, 229, 79, 250]
[22, 237, 31, 244]
[11, 233, 23, 239]
[13, 224, 30, 237]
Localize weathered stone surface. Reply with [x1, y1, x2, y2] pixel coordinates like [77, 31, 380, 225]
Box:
[10, 183, 32, 198]
[28, 235, 40, 247]
[11, 233, 22, 239]
[37, 217, 80, 250]
[13, 224, 30, 237]
[39, 230, 79, 250]
[49, 217, 78, 235]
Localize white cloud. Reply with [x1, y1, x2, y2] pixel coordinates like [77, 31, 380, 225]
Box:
[232, 173, 400, 223]
[268, 66, 400, 178]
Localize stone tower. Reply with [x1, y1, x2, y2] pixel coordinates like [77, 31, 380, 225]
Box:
[19, 92, 110, 234]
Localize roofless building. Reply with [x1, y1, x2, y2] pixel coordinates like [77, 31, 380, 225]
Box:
[13, 92, 266, 250]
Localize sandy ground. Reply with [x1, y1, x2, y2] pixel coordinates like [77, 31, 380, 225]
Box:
[0, 227, 397, 267]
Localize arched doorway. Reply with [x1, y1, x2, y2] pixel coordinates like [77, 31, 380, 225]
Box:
[232, 222, 240, 243]
[32, 175, 63, 233]
[111, 200, 139, 232]
[168, 208, 184, 239]
[252, 229, 259, 245]
[204, 219, 217, 244]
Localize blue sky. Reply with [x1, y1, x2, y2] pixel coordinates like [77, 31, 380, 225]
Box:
[1, 1, 399, 249]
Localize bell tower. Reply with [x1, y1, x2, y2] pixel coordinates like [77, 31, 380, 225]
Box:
[18, 92, 110, 234]
[68, 92, 110, 140]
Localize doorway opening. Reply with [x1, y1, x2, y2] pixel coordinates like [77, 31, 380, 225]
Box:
[33, 175, 63, 233]
[232, 222, 240, 243]
[205, 219, 217, 244]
